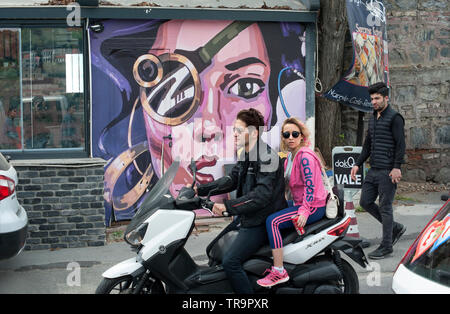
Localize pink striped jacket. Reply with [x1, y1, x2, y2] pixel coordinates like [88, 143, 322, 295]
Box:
[285, 147, 328, 219]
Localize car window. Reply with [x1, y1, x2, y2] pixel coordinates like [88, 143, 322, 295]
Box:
[404, 202, 450, 287]
[0, 153, 11, 171]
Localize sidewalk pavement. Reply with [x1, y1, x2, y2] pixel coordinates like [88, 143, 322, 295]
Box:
[0, 191, 446, 294]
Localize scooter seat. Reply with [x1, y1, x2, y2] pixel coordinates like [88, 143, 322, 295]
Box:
[253, 185, 346, 257]
[253, 215, 343, 257]
[207, 184, 345, 263]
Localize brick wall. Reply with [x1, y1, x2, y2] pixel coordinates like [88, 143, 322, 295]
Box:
[341, 0, 450, 183]
[387, 1, 449, 182]
[14, 163, 106, 250]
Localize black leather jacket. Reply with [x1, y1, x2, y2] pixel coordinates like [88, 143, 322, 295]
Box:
[197, 140, 287, 228]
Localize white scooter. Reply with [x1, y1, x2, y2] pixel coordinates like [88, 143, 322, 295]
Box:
[96, 160, 369, 294]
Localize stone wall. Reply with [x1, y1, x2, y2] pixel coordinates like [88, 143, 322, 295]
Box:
[14, 163, 106, 250]
[341, 0, 449, 183]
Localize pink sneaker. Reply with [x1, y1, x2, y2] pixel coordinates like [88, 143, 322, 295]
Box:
[257, 267, 289, 287]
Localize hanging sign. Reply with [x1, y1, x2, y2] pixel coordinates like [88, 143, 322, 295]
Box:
[323, 0, 390, 112]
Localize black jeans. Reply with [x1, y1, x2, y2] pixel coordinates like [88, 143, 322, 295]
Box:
[359, 168, 399, 249]
[222, 224, 267, 294]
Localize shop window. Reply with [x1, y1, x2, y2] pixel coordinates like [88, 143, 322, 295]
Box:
[0, 25, 87, 157]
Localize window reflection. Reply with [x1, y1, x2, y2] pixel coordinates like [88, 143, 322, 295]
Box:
[0, 29, 21, 149]
[0, 27, 85, 151]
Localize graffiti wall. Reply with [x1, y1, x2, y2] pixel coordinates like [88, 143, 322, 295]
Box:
[89, 20, 308, 225]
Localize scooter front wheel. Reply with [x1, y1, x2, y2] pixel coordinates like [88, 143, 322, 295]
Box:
[96, 276, 134, 294]
[95, 275, 166, 294]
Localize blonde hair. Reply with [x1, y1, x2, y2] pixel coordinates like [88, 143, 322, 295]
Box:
[314, 147, 326, 169]
[280, 117, 311, 153]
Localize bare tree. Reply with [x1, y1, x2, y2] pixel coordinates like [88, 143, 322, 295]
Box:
[315, 0, 348, 166]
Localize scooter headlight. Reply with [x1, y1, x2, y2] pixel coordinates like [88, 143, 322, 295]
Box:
[125, 223, 148, 246]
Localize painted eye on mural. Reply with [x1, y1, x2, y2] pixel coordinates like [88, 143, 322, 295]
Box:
[227, 78, 265, 100]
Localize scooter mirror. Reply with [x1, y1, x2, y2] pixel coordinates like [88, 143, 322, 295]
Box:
[206, 188, 217, 202]
[190, 158, 197, 186]
[190, 158, 197, 172]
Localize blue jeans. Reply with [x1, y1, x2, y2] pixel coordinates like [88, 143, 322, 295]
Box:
[222, 224, 267, 294]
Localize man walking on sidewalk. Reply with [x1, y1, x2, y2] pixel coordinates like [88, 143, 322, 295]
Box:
[351, 82, 407, 259]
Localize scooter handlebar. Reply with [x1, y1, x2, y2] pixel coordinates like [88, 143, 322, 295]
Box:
[201, 199, 229, 217]
[202, 199, 214, 210]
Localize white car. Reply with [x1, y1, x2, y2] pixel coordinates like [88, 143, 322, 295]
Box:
[0, 153, 28, 260]
[392, 198, 450, 294]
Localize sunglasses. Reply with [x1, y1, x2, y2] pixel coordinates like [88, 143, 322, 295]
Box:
[282, 131, 301, 139]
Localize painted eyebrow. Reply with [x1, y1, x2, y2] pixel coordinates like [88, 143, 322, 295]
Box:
[224, 57, 266, 71]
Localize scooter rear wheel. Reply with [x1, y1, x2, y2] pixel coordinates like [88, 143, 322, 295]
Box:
[339, 259, 359, 294]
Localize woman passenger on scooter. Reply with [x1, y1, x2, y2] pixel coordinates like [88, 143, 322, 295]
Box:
[257, 117, 328, 288]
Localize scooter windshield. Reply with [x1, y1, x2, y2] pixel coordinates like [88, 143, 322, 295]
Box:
[125, 160, 180, 235]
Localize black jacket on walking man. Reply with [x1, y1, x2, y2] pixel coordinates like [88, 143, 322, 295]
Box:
[195, 108, 287, 293]
[350, 82, 407, 260]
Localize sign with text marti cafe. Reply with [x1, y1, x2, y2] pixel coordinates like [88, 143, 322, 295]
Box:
[323, 0, 389, 112]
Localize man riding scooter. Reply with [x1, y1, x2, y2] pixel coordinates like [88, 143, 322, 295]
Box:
[190, 108, 287, 294]
[97, 106, 367, 293]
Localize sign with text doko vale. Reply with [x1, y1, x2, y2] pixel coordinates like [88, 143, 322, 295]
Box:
[332, 146, 364, 189]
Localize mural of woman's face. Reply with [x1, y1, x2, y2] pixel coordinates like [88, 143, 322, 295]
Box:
[142, 20, 272, 196]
